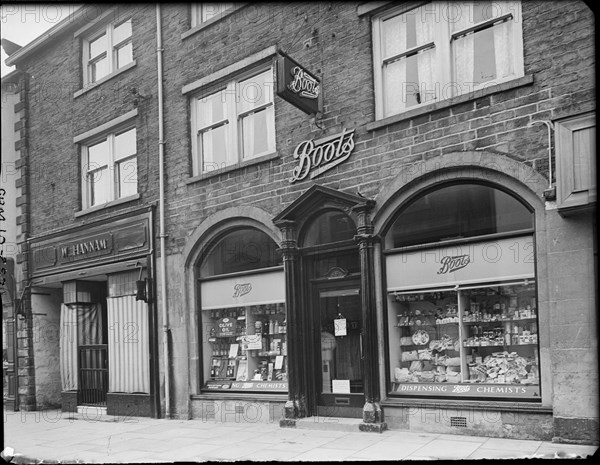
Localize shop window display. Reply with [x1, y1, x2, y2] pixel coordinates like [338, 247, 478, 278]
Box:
[385, 182, 538, 399]
[198, 227, 286, 392]
[388, 282, 540, 399]
[204, 303, 287, 390]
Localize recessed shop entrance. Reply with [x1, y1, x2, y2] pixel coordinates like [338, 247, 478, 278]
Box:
[313, 279, 364, 418]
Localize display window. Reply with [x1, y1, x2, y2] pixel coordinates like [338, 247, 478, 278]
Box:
[388, 281, 540, 399]
[384, 183, 540, 400]
[198, 227, 287, 393]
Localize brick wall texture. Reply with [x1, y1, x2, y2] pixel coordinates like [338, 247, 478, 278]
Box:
[14, 1, 596, 441]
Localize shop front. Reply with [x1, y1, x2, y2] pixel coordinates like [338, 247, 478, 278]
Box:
[26, 209, 158, 418]
[189, 222, 290, 422]
[375, 177, 554, 438]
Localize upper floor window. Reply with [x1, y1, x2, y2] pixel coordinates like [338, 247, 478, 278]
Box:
[82, 127, 137, 208]
[372, 1, 524, 119]
[83, 18, 133, 85]
[191, 67, 275, 175]
[191, 3, 236, 27]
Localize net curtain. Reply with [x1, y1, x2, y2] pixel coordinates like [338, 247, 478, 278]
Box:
[59, 303, 104, 391]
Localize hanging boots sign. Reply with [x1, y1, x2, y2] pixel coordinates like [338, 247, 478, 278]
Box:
[276, 51, 320, 115]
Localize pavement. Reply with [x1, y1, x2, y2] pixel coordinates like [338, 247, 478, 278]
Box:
[2, 408, 598, 463]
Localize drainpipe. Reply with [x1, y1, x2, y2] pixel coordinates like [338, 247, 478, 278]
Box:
[528, 119, 555, 200]
[155, 4, 170, 419]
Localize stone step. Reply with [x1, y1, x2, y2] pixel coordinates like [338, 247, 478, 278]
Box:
[295, 416, 364, 432]
[77, 405, 108, 418]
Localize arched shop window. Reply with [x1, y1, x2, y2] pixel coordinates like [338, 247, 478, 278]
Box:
[384, 183, 541, 401]
[386, 183, 533, 249]
[198, 227, 287, 393]
[200, 227, 280, 277]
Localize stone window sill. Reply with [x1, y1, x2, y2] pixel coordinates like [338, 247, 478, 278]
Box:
[381, 396, 551, 413]
[74, 193, 140, 218]
[186, 151, 279, 185]
[366, 74, 534, 133]
[74, 61, 137, 99]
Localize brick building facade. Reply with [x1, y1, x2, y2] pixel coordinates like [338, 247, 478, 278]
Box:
[2, 1, 596, 444]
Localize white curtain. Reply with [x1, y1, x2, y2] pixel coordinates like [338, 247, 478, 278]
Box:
[107, 295, 150, 394]
[243, 114, 255, 159]
[415, 14, 435, 104]
[493, 20, 513, 79]
[382, 14, 407, 117]
[452, 2, 475, 91]
[59, 304, 78, 391]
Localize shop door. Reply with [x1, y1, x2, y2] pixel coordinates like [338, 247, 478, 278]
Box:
[314, 281, 364, 418]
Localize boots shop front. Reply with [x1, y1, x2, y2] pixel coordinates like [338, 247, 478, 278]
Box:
[377, 179, 552, 436]
[26, 209, 159, 418]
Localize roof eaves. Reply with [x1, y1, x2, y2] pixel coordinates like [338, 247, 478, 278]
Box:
[5, 6, 86, 67]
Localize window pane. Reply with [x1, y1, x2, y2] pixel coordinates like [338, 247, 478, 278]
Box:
[90, 56, 109, 82]
[115, 128, 136, 160]
[115, 42, 133, 68]
[87, 140, 109, 168]
[382, 5, 433, 58]
[89, 33, 107, 59]
[386, 184, 533, 248]
[200, 228, 281, 277]
[201, 3, 234, 22]
[241, 106, 274, 159]
[197, 91, 226, 127]
[383, 47, 436, 116]
[113, 19, 132, 44]
[388, 284, 540, 397]
[200, 124, 229, 172]
[88, 168, 110, 206]
[118, 158, 137, 197]
[453, 20, 513, 88]
[239, 70, 273, 113]
[303, 210, 357, 247]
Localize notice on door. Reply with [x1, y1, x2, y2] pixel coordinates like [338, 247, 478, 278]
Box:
[334, 317, 347, 336]
[332, 379, 351, 394]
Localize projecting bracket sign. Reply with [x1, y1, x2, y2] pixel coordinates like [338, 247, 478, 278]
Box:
[276, 51, 321, 115]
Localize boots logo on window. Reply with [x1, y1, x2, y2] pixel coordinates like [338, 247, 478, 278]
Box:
[437, 255, 470, 275]
[233, 283, 252, 298]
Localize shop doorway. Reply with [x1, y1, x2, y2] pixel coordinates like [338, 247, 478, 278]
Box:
[313, 279, 364, 418]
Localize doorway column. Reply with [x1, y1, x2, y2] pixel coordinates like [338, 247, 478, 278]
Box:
[353, 200, 387, 432]
[274, 219, 306, 425]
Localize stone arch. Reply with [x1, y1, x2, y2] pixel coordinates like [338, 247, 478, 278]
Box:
[182, 205, 281, 269]
[372, 151, 548, 234]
